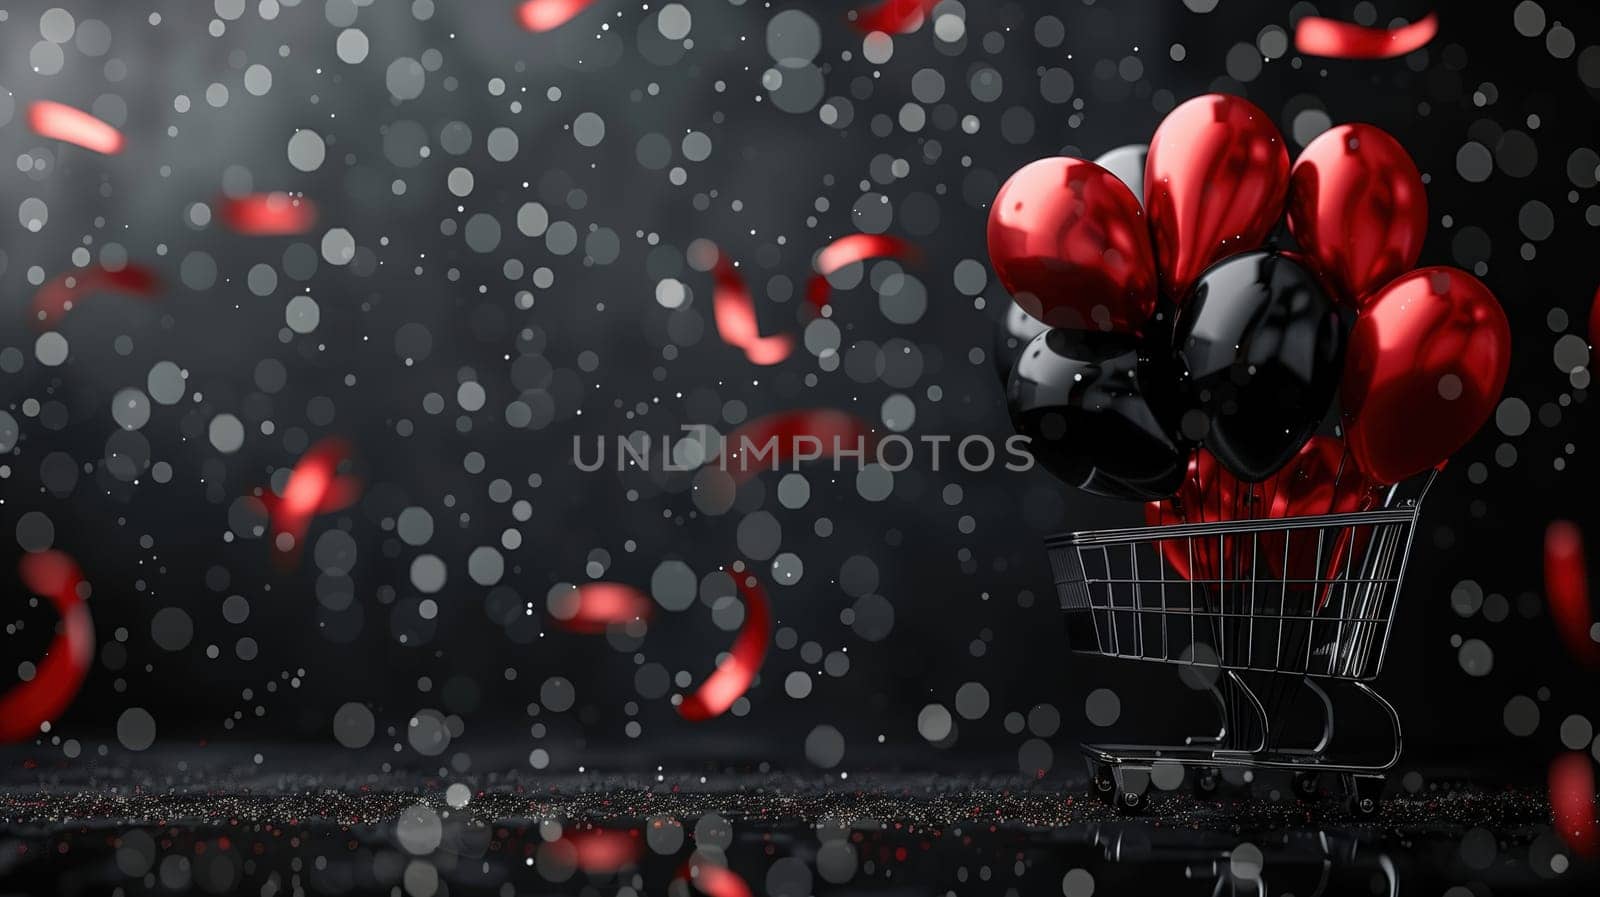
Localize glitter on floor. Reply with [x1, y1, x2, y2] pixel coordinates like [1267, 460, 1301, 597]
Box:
[0, 754, 1590, 895]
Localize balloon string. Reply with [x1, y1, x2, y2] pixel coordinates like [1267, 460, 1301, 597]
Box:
[1330, 443, 1352, 517]
[1270, 452, 1319, 745]
[1229, 476, 1246, 744]
[1254, 469, 1282, 748]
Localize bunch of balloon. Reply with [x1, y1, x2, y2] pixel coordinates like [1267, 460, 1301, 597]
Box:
[991, 95, 1511, 585]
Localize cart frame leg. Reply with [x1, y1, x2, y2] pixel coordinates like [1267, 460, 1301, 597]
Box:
[1302, 677, 1335, 755]
[1086, 757, 1116, 805]
[1350, 681, 1404, 771]
[1111, 764, 1151, 813]
[1342, 772, 1385, 817]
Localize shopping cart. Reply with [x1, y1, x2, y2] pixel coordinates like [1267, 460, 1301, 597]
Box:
[1047, 473, 1433, 815]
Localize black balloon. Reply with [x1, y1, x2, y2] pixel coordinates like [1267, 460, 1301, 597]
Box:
[1173, 251, 1346, 482]
[1093, 144, 1148, 206]
[1008, 329, 1189, 500]
[992, 302, 1049, 382]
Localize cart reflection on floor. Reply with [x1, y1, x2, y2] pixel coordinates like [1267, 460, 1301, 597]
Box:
[1048, 474, 1433, 815]
[1087, 824, 1400, 897]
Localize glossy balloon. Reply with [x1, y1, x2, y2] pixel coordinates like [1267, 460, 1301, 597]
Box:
[1093, 144, 1148, 206]
[1265, 436, 1375, 519]
[1146, 94, 1290, 300]
[1146, 450, 1267, 583]
[1174, 251, 1346, 482]
[1287, 124, 1427, 305]
[1145, 496, 1196, 580]
[992, 301, 1048, 383]
[1148, 452, 1223, 582]
[988, 157, 1158, 334]
[1342, 267, 1511, 485]
[1009, 329, 1187, 500]
[1261, 436, 1380, 606]
[1148, 439, 1376, 591]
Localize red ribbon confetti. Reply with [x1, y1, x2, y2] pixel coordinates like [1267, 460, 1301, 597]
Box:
[677, 857, 755, 897]
[27, 100, 126, 155]
[852, 0, 939, 34]
[266, 438, 362, 566]
[1588, 284, 1600, 352]
[1551, 753, 1599, 857]
[805, 234, 919, 311]
[712, 253, 795, 366]
[1293, 12, 1438, 60]
[1545, 521, 1599, 665]
[518, 0, 595, 33]
[677, 565, 771, 722]
[220, 193, 318, 236]
[32, 264, 160, 329]
[699, 234, 921, 360]
[0, 551, 94, 743]
[716, 410, 878, 485]
[549, 582, 654, 634]
[565, 828, 643, 871]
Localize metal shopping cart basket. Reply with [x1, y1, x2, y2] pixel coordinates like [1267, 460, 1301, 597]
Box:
[1047, 473, 1433, 815]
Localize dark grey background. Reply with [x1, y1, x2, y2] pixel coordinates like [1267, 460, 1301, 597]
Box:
[1, 0, 1597, 778]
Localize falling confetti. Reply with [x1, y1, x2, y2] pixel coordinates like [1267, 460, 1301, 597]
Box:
[220, 193, 319, 235]
[266, 438, 362, 567]
[0, 552, 93, 743]
[0, 2, 1590, 890]
[27, 100, 126, 155]
[1589, 284, 1600, 350]
[1544, 521, 1598, 665]
[549, 582, 653, 633]
[712, 253, 795, 366]
[852, 0, 939, 35]
[806, 234, 919, 310]
[31, 264, 161, 328]
[566, 828, 642, 871]
[1550, 753, 1599, 857]
[1293, 12, 1439, 60]
[678, 857, 755, 897]
[677, 566, 771, 721]
[517, 0, 596, 33]
[715, 410, 878, 485]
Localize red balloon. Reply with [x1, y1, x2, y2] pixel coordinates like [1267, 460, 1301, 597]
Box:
[1343, 267, 1511, 485]
[1146, 487, 1199, 581]
[1264, 436, 1375, 520]
[1260, 436, 1381, 607]
[1145, 94, 1290, 300]
[1147, 450, 1263, 583]
[1150, 440, 1380, 594]
[987, 157, 1158, 334]
[1287, 124, 1427, 305]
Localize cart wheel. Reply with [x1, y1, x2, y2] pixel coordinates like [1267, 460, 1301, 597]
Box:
[1086, 759, 1116, 806]
[1115, 788, 1144, 814]
[1292, 771, 1321, 799]
[1342, 774, 1385, 818]
[1112, 765, 1151, 816]
[1193, 767, 1221, 796]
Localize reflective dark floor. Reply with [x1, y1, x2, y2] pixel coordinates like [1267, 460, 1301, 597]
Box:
[1, 748, 1590, 896]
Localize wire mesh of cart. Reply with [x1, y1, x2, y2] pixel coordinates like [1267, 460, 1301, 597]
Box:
[1047, 473, 1433, 815]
